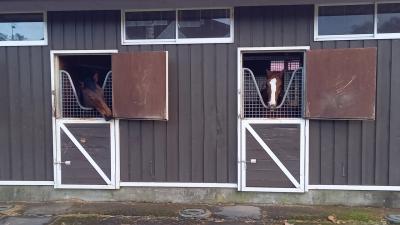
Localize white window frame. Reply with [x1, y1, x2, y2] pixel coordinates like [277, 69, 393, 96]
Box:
[121, 7, 234, 45]
[315, 2, 400, 41]
[0, 11, 48, 46]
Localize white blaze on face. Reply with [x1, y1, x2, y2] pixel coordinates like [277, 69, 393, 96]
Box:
[268, 78, 277, 106]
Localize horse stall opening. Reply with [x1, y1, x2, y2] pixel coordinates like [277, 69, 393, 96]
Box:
[52, 51, 117, 189]
[238, 48, 307, 192]
[56, 54, 112, 119]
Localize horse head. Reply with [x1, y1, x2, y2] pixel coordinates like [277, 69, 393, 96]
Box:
[261, 70, 284, 108]
[80, 72, 113, 121]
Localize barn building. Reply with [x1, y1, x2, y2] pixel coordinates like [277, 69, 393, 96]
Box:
[0, 0, 399, 206]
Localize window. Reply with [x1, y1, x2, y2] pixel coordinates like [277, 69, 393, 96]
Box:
[377, 3, 400, 34]
[178, 9, 231, 39]
[315, 3, 400, 41]
[122, 8, 233, 45]
[0, 12, 47, 46]
[125, 11, 176, 40]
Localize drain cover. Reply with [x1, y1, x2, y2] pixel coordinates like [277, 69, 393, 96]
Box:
[387, 215, 400, 224]
[179, 208, 211, 219]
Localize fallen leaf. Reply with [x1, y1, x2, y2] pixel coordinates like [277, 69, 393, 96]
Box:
[328, 215, 337, 223]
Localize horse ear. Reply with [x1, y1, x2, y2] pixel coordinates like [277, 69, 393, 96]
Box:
[92, 72, 99, 83]
[266, 70, 271, 78]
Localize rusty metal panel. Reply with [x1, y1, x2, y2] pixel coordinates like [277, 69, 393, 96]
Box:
[305, 48, 377, 120]
[112, 51, 168, 120]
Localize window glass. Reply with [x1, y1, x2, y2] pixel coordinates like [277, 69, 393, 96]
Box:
[0, 13, 45, 41]
[178, 9, 231, 39]
[378, 3, 400, 34]
[318, 5, 374, 36]
[125, 11, 176, 40]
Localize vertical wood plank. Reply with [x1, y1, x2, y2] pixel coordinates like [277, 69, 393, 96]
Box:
[84, 12, 93, 49]
[333, 121, 348, 185]
[42, 46, 53, 181]
[375, 40, 391, 186]
[75, 12, 85, 49]
[251, 7, 264, 47]
[141, 121, 155, 181]
[238, 8, 251, 47]
[0, 47, 11, 180]
[308, 121, 321, 185]
[216, 44, 229, 182]
[203, 44, 217, 182]
[177, 44, 192, 182]
[92, 11, 105, 49]
[282, 6, 296, 46]
[263, 7, 274, 47]
[389, 40, 400, 185]
[129, 121, 142, 181]
[295, 5, 312, 46]
[63, 12, 76, 49]
[7, 47, 23, 180]
[31, 47, 46, 180]
[272, 6, 283, 46]
[320, 121, 334, 184]
[165, 45, 179, 182]
[104, 11, 118, 49]
[190, 45, 204, 182]
[119, 121, 129, 181]
[347, 120, 362, 185]
[227, 44, 238, 183]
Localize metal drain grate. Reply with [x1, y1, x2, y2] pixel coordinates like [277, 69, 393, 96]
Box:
[179, 208, 211, 219]
[386, 215, 400, 224]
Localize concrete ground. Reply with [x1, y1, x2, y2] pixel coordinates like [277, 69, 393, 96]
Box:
[0, 201, 399, 225]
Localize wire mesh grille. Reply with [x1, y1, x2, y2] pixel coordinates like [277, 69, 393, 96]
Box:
[60, 70, 112, 118]
[243, 56, 303, 119]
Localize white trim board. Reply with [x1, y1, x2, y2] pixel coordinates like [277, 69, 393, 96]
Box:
[0, 181, 54, 186]
[120, 182, 237, 188]
[238, 46, 310, 53]
[308, 185, 400, 191]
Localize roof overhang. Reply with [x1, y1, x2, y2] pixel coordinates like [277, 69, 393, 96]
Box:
[0, 0, 397, 12]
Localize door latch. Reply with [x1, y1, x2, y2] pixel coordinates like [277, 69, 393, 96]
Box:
[238, 159, 257, 164]
[55, 161, 71, 166]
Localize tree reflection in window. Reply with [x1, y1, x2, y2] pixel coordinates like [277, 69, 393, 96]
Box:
[0, 13, 44, 42]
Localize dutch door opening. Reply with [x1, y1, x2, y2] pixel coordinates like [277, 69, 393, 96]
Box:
[242, 52, 304, 118]
[57, 54, 112, 120]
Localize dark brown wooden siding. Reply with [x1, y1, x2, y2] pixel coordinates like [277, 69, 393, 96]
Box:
[0, 6, 399, 186]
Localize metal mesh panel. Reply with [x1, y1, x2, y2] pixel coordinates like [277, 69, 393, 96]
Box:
[60, 70, 112, 118]
[242, 56, 303, 119]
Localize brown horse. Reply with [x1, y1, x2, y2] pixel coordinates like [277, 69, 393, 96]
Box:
[261, 70, 284, 108]
[80, 72, 113, 121]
